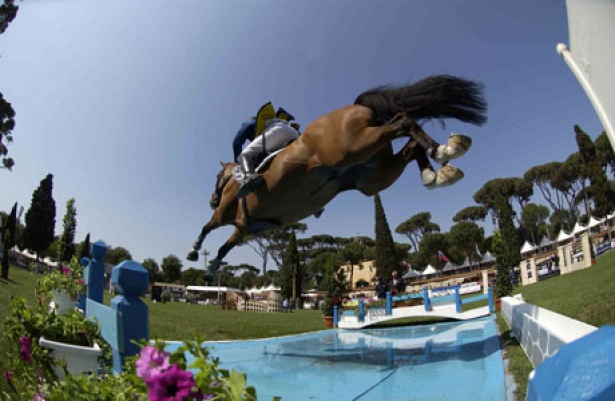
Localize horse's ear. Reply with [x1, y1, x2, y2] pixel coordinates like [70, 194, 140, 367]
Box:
[220, 161, 226, 168]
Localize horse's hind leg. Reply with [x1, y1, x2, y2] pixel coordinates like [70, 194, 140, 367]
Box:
[408, 124, 472, 164]
[414, 142, 464, 189]
[206, 227, 243, 277]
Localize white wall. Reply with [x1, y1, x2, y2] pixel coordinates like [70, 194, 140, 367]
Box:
[501, 296, 596, 367]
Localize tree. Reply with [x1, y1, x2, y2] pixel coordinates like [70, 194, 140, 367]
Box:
[0, 93, 15, 170]
[78, 233, 91, 260]
[492, 230, 512, 298]
[395, 212, 440, 252]
[105, 246, 132, 266]
[161, 254, 182, 283]
[279, 232, 302, 303]
[575, 125, 615, 218]
[474, 178, 520, 279]
[0, 0, 19, 34]
[1, 202, 17, 279]
[595, 131, 615, 177]
[374, 194, 398, 282]
[23, 174, 56, 259]
[520, 203, 550, 244]
[57, 198, 77, 263]
[142, 258, 160, 283]
[341, 241, 365, 290]
[1, 0, 20, 171]
[181, 268, 206, 286]
[449, 222, 484, 264]
[452, 206, 487, 223]
[245, 222, 307, 274]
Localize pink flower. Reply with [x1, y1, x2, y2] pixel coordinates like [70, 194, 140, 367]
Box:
[136, 345, 170, 380]
[62, 266, 71, 276]
[4, 371, 13, 382]
[145, 364, 200, 401]
[19, 336, 32, 362]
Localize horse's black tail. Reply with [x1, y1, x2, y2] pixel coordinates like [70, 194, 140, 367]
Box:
[354, 75, 487, 126]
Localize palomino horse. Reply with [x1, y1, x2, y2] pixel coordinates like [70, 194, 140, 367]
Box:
[187, 75, 487, 274]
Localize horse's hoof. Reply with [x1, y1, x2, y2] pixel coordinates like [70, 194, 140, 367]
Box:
[186, 250, 199, 261]
[421, 169, 437, 186]
[425, 165, 464, 189]
[433, 133, 472, 164]
[208, 259, 222, 274]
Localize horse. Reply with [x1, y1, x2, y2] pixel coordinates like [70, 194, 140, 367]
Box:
[187, 75, 487, 274]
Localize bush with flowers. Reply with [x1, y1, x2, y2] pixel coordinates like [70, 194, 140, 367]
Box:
[1, 296, 112, 399]
[3, 337, 259, 400]
[37, 257, 86, 299]
[2, 296, 262, 400]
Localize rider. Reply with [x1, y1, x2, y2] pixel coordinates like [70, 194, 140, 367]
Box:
[233, 102, 299, 197]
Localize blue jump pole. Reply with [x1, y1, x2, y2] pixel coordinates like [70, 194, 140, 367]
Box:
[333, 305, 338, 328]
[488, 287, 494, 312]
[423, 287, 431, 311]
[359, 299, 364, 322]
[455, 287, 462, 313]
[386, 292, 392, 315]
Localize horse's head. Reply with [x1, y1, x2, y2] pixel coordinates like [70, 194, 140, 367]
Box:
[209, 161, 235, 209]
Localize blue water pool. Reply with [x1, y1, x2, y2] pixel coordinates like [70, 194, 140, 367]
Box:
[167, 315, 505, 400]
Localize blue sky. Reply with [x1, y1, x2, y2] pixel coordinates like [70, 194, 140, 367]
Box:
[0, 1, 604, 270]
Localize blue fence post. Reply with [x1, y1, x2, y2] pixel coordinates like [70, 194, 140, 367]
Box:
[110, 261, 149, 373]
[359, 299, 364, 322]
[333, 305, 338, 327]
[455, 287, 462, 313]
[386, 292, 392, 315]
[423, 287, 431, 311]
[487, 287, 494, 312]
[80, 241, 107, 313]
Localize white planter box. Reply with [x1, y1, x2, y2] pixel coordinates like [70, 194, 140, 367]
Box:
[50, 289, 77, 314]
[39, 337, 102, 379]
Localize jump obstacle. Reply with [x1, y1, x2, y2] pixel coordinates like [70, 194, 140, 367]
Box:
[336, 285, 494, 329]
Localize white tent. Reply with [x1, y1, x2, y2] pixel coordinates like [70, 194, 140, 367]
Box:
[587, 216, 602, 228]
[539, 236, 552, 247]
[43, 257, 58, 267]
[402, 269, 421, 279]
[442, 261, 458, 272]
[556, 230, 573, 242]
[520, 241, 536, 254]
[480, 251, 496, 264]
[265, 283, 281, 292]
[422, 265, 437, 275]
[572, 221, 587, 235]
[22, 249, 37, 260]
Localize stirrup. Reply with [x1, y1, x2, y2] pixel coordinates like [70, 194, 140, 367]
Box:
[236, 174, 264, 198]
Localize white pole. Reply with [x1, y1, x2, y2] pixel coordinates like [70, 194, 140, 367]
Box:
[557, 43, 615, 151]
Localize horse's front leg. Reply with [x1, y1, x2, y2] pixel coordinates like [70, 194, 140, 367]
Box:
[186, 216, 220, 261]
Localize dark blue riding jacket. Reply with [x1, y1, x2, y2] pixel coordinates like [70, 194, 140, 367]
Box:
[232, 118, 257, 161]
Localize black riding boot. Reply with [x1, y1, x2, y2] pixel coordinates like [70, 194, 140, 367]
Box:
[236, 154, 262, 198]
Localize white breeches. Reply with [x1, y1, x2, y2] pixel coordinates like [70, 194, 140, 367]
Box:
[241, 122, 299, 159]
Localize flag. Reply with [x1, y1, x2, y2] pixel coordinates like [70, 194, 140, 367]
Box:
[402, 260, 412, 270]
[437, 250, 449, 262]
